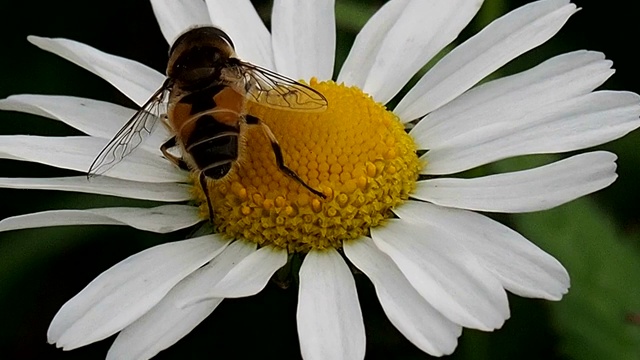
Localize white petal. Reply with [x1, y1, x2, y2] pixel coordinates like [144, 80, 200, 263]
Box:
[106, 240, 255, 360]
[205, 0, 274, 68]
[371, 219, 510, 330]
[415, 151, 617, 213]
[411, 50, 614, 148]
[150, 0, 213, 44]
[28, 36, 164, 106]
[0, 205, 200, 234]
[0, 176, 190, 202]
[0, 95, 171, 153]
[271, 0, 335, 80]
[180, 245, 286, 304]
[48, 235, 230, 350]
[0, 95, 133, 138]
[422, 91, 640, 175]
[395, 0, 577, 120]
[338, 0, 483, 104]
[344, 238, 461, 356]
[337, 0, 409, 88]
[393, 201, 570, 300]
[0, 136, 185, 183]
[297, 249, 365, 360]
[111, 298, 222, 360]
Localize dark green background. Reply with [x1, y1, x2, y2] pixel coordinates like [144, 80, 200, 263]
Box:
[1, 0, 639, 359]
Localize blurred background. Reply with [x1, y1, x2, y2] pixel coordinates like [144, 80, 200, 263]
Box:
[0, 0, 639, 359]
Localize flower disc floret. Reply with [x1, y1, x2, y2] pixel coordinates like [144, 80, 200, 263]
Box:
[193, 80, 421, 252]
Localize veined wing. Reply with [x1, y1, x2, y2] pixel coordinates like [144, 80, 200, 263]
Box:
[88, 80, 171, 177]
[238, 61, 328, 111]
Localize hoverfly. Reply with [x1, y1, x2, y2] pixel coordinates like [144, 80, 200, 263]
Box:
[88, 26, 328, 219]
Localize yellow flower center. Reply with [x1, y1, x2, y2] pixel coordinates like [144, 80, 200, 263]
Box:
[192, 79, 421, 253]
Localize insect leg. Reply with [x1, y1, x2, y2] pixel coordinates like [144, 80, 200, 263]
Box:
[246, 115, 326, 199]
[160, 136, 189, 170]
[199, 171, 215, 222]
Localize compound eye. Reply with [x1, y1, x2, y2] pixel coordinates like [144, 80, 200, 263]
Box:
[170, 46, 224, 82]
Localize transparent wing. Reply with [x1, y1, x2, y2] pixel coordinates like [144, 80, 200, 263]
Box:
[88, 81, 171, 177]
[238, 61, 328, 111]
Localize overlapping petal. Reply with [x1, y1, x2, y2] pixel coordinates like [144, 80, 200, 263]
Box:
[411, 50, 615, 149]
[393, 201, 569, 300]
[179, 245, 286, 304]
[344, 238, 461, 356]
[396, 0, 578, 120]
[371, 219, 510, 330]
[338, 0, 483, 104]
[106, 240, 255, 360]
[0, 176, 190, 202]
[0, 94, 171, 152]
[422, 92, 640, 174]
[0, 205, 200, 234]
[0, 136, 185, 183]
[414, 151, 618, 213]
[48, 235, 230, 350]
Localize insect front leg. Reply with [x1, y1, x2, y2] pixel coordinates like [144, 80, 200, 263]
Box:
[245, 115, 326, 199]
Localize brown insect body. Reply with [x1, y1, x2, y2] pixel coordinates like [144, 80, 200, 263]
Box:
[88, 26, 328, 220]
[166, 27, 247, 180]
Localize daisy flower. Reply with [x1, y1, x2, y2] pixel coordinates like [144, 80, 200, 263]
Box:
[1, 0, 639, 359]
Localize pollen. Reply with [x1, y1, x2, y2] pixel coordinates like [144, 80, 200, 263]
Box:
[192, 79, 421, 253]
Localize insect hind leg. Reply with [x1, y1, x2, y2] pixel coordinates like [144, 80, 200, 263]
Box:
[199, 172, 215, 222]
[246, 115, 326, 199]
[162, 137, 214, 222]
[161, 136, 189, 170]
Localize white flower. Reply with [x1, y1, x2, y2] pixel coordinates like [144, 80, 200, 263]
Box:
[1, 0, 639, 359]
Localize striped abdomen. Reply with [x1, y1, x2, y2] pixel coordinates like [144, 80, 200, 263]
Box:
[169, 83, 246, 179]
